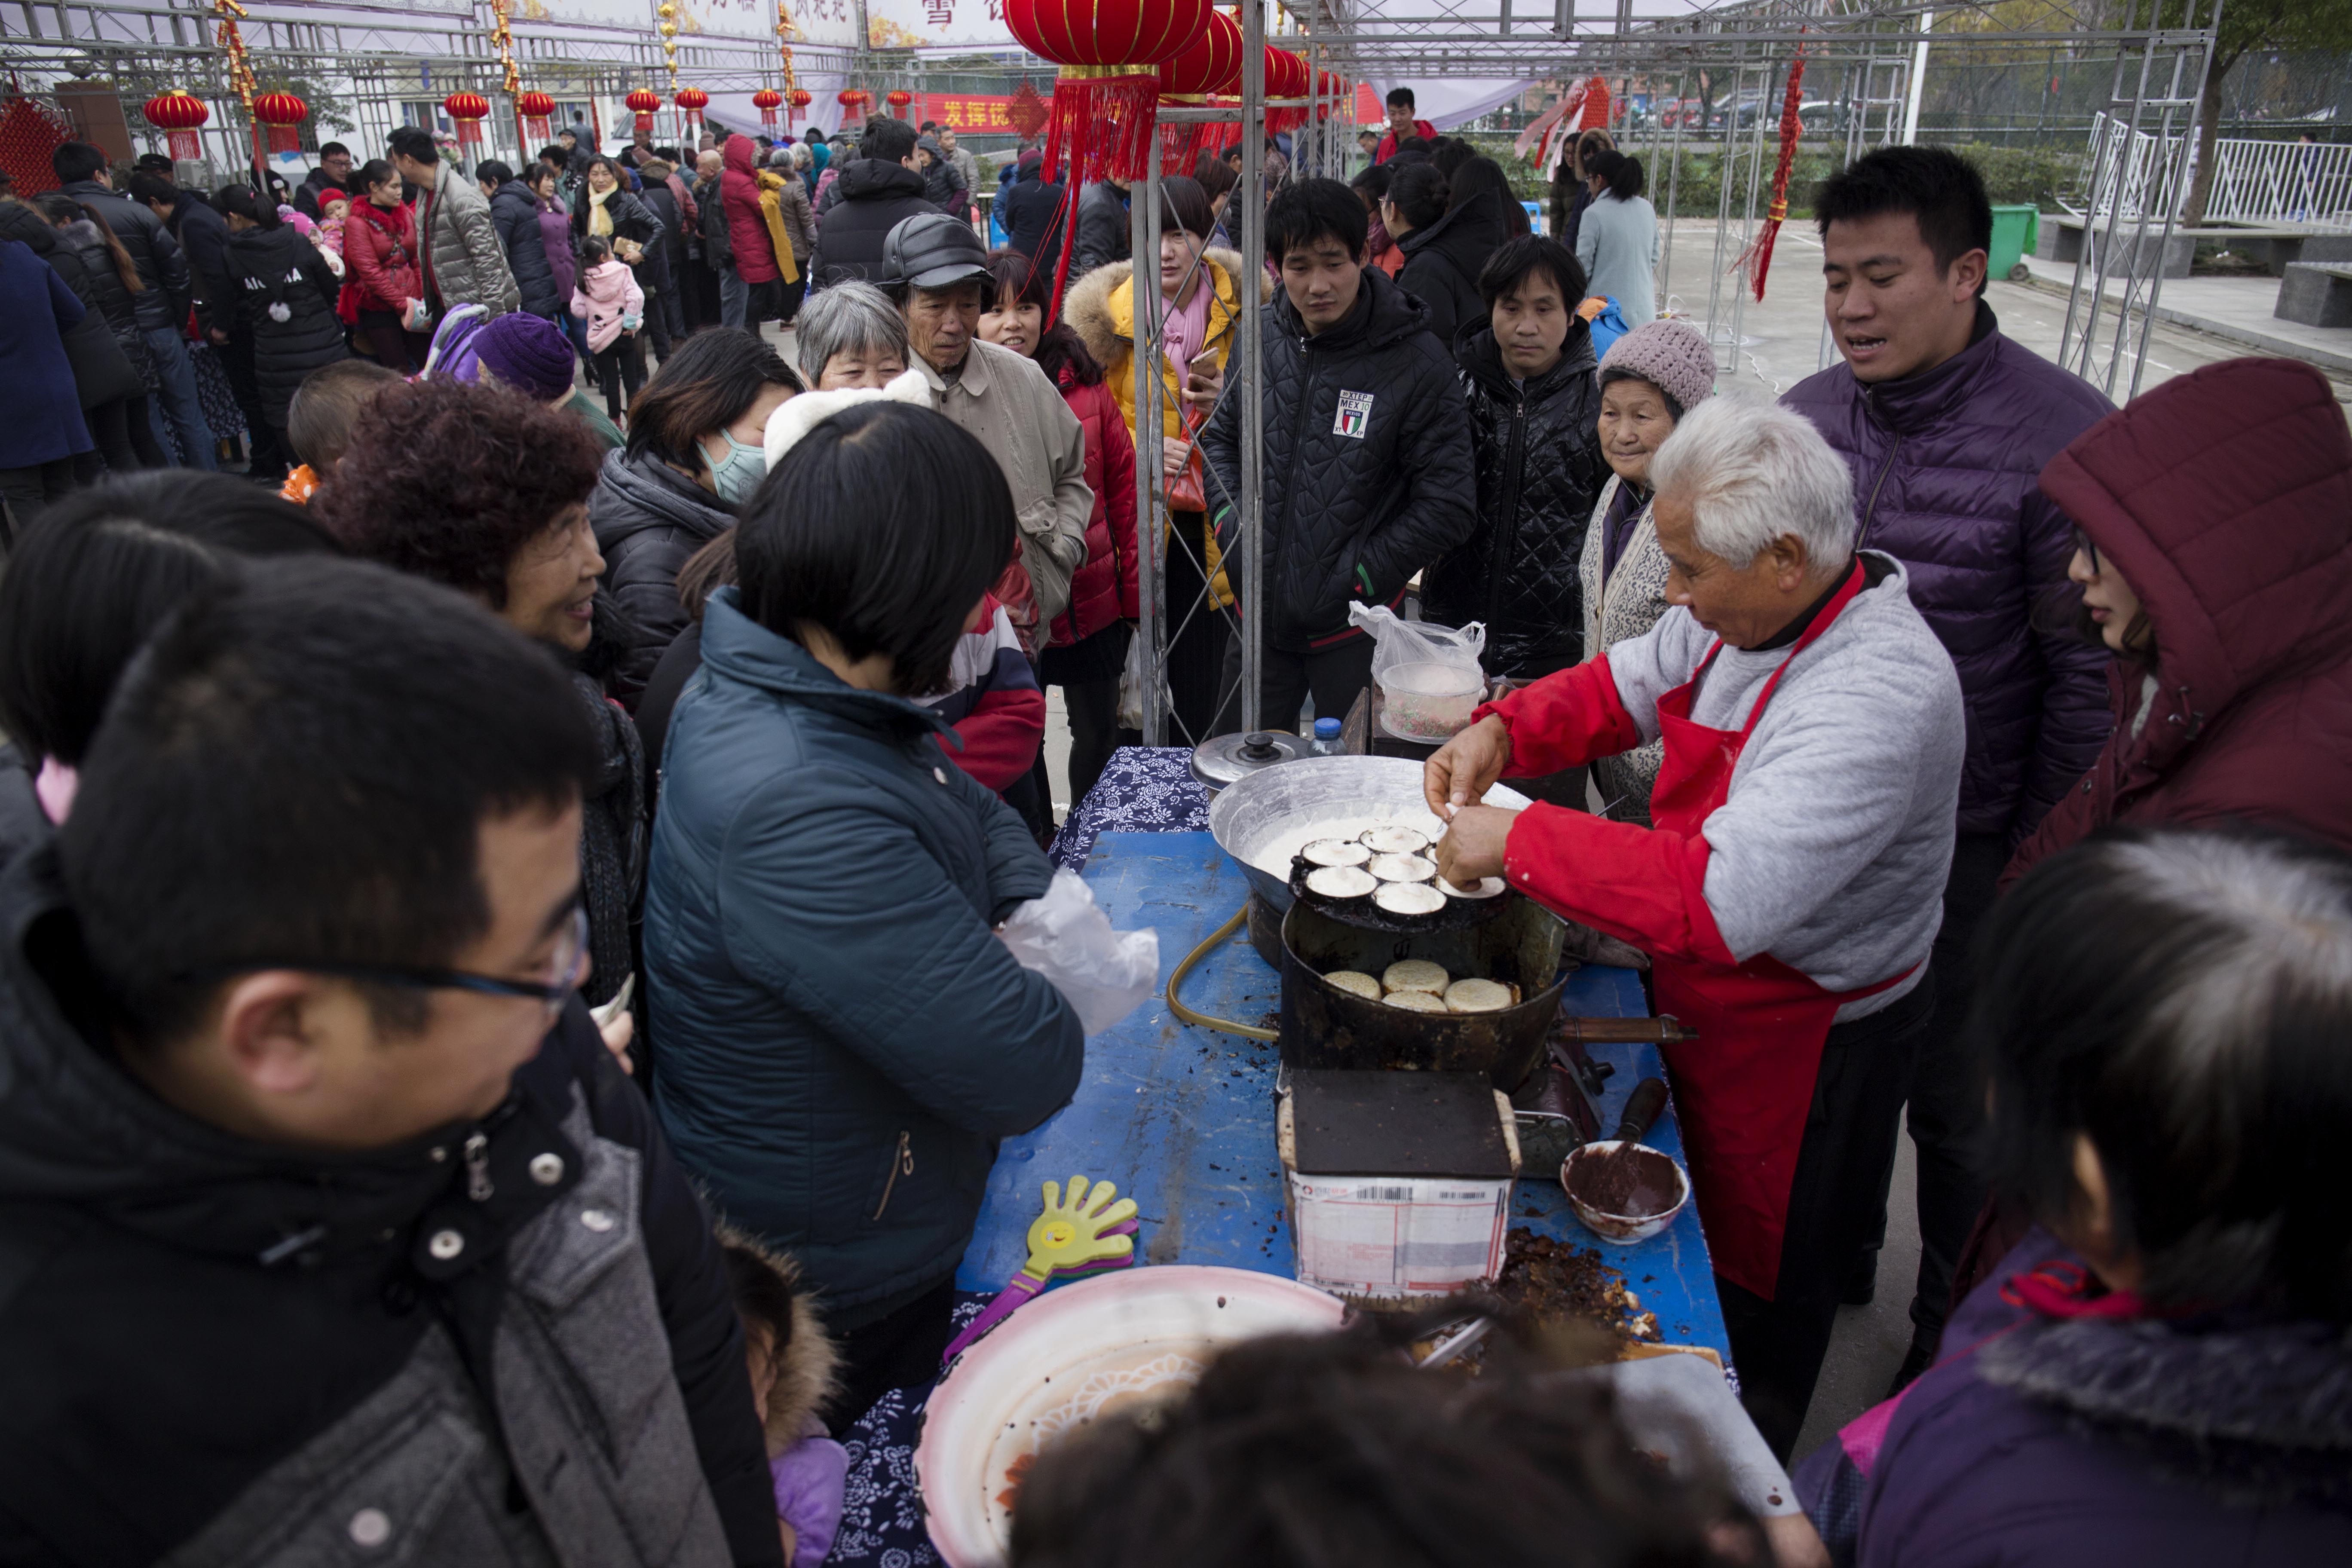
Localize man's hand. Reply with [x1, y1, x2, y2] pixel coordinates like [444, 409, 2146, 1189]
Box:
[1434, 805, 1517, 886]
[598, 1008, 635, 1077]
[1424, 713, 1513, 816]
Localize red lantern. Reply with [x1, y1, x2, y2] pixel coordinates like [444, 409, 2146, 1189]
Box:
[788, 88, 812, 126]
[885, 89, 913, 117]
[674, 87, 709, 132]
[625, 88, 663, 134]
[518, 90, 556, 142]
[1314, 70, 1353, 122]
[1156, 12, 1240, 174]
[143, 89, 210, 163]
[251, 91, 307, 155]
[1004, 0, 1208, 191]
[1157, 8, 1241, 98]
[444, 92, 490, 146]
[753, 87, 784, 128]
[1263, 47, 1310, 133]
[837, 88, 870, 119]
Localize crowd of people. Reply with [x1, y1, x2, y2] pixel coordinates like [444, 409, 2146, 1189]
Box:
[0, 95, 2347, 1568]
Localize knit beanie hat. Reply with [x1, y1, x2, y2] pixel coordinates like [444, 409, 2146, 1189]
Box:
[473, 311, 577, 401]
[1598, 318, 1715, 415]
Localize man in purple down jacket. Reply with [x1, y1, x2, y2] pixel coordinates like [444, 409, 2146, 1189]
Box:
[1781, 147, 2113, 1392]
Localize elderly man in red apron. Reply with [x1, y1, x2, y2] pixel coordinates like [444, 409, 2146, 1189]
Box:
[1430, 397, 1964, 1458]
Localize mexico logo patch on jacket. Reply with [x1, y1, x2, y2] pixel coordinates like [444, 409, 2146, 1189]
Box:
[1333, 389, 1374, 439]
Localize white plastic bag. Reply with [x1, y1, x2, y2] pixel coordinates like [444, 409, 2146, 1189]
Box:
[1115, 628, 1146, 732]
[1347, 603, 1488, 741]
[998, 870, 1160, 1035]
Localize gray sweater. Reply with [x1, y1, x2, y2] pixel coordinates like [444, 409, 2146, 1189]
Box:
[1604, 552, 1962, 1017]
[1574, 191, 1659, 327]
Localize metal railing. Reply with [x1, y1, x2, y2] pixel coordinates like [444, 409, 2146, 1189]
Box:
[2082, 110, 2352, 230]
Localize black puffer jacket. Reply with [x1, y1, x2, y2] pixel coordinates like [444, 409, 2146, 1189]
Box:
[162, 190, 236, 334]
[1394, 190, 1510, 350]
[46, 218, 156, 382]
[809, 159, 936, 286]
[490, 178, 562, 319]
[55, 179, 189, 332]
[224, 222, 346, 430]
[587, 448, 738, 705]
[695, 173, 732, 271]
[0, 846, 784, 1567]
[0, 205, 142, 409]
[1421, 325, 1608, 680]
[1202, 264, 1479, 653]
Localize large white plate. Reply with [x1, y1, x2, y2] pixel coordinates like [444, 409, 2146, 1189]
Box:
[915, 1266, 1348, 1567]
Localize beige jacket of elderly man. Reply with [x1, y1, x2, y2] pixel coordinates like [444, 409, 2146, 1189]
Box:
[917, 335, 1093, 652]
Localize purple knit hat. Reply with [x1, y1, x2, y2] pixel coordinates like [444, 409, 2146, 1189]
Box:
[472, 311, 578, 402]
[1598, 318, 1715, 415]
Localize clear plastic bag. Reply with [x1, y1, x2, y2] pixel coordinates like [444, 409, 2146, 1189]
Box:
[1347, 603, 1488, 741]
[1115, 630, 1146, 732]
[998, 870, 1161, 1035]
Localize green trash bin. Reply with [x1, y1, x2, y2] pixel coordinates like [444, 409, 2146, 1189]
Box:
[1989, 205, 2039, 283]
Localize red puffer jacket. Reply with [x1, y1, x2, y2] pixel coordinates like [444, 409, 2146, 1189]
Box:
[1050, 367, 1140, 647]
[2006, 356, 2352, 885]
[341, 199, 423, 315]
[721, 135, 777, 285]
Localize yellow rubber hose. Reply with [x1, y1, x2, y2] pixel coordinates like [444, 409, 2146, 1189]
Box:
[1164, 904, 1280, 1042]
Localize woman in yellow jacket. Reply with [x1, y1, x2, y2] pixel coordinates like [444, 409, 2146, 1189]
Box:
[1065, 175, 1242, 745]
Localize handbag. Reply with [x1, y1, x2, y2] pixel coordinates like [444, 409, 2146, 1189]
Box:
[612, 235, 646, 266]
[1165, 404, 1208, 513]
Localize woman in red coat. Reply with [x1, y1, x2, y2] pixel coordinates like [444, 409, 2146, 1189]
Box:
[978, 248, 1139, 814]
[338, 159, 429, 372]
[720, 134, 780, 323]
[1941, 356, 2352, 1330]
[2008, 355, 2352, 881]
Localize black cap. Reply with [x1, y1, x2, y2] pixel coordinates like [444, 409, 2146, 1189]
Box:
[882, 211, 992, 292]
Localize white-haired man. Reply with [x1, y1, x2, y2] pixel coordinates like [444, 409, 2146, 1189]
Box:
[1427, 395, 1963, 1460]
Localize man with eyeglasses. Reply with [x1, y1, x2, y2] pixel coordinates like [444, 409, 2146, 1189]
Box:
[0, 560, 786, 1566]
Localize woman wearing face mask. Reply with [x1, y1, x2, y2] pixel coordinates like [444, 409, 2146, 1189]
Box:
[587, 326, 802, 705]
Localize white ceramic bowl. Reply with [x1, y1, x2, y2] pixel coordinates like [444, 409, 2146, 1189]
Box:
[1559, 1140, 1692, 1244]
[916, 1265, 1348, 1567]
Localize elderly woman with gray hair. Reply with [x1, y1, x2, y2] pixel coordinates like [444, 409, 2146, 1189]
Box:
[794, 279, 910, 389]
[1427, 395, 1965, 1463]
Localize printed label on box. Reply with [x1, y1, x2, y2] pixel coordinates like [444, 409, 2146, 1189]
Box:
[1288, 1173, 1510, 1298]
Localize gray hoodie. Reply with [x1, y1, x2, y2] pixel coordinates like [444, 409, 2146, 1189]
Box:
[1601, 551, 1963, 1016]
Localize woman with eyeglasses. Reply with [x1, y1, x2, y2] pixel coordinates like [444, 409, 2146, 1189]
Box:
[2003, 356, 2352, 885]
[1932, 357, 2352, 1329]
[320, 377, 646, 1041]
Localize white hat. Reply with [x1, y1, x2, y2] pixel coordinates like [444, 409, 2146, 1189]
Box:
[762, 365, 933, 469]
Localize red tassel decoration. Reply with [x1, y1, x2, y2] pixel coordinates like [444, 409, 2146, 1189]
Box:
[1735, 50, 1808, 303]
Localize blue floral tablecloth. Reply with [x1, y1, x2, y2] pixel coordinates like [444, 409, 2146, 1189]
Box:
[831, 750, 1204, 1567]
[1047, 747, 1210, 873]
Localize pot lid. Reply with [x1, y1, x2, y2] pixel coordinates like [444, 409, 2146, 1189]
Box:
[1191, 729, 1308, 790]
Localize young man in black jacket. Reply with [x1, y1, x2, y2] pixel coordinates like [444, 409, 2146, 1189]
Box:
[1202, 177, 1477, 735]
[0, 559, 785, 1568]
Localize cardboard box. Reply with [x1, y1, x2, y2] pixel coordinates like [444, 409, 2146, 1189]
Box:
[1277, 1070, 1521, 1300]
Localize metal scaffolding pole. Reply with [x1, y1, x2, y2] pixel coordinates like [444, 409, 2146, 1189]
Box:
[1240, 3, 1265, 736]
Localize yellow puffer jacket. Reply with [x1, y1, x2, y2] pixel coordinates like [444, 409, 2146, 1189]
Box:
[756, 169, 802, 284]
[1066, 248, 1244, 606]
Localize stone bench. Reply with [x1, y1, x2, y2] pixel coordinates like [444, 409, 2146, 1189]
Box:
[2037, 215, 2194, 279]
[2275, 263, 2352, 329]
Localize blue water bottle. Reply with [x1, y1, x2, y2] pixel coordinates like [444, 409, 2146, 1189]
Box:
[1309, 716, 1344, 757]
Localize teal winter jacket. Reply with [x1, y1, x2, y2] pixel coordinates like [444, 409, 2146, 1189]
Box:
[645, 589, 1083, 1326]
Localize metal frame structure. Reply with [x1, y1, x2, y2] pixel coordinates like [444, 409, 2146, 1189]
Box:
[3, 0, 2224, 749]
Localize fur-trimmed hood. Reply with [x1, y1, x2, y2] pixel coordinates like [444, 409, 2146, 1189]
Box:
[1063, 246, 1245, 374]
[715, 1222, 843, 1452]
[1979, 1309, 2352, 1509]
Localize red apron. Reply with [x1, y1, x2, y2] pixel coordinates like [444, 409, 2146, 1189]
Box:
[1647, 563, 1910, 1302]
